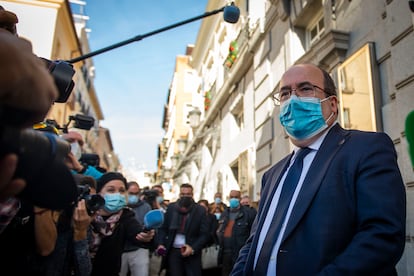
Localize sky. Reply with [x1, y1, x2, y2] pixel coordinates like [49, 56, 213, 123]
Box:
[82, 0, 208, 173]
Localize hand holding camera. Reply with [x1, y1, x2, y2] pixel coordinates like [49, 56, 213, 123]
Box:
[72, 199, 93, 241]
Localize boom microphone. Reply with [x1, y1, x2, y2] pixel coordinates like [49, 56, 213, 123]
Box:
[223, 2, 240, 23]
[406, 110, 414, 168]
[67, 2, 240, 63]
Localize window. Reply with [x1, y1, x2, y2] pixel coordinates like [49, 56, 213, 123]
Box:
[231, 97, 244, 131]
[343, 108, 352, 128]
[183, 104, 193, 126]
[308, 14, 325, 46]
[337, 43, 379, 131]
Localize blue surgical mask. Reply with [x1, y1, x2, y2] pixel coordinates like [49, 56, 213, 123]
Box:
[214, 213, 221, 220]
[229, 198, 240, 209]
[103, 193, 126, 213]
[128, 194, 139, 205]
[156, 196, 164, 204]
[70, 142, 82, 160]
[279, 95, 332, 140]
[215, 197, 221, 204]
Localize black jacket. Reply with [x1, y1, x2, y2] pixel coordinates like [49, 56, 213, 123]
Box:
[91, 208, 150, 276]
[217, 205, 256, 262]
[158, 201, 210, 255]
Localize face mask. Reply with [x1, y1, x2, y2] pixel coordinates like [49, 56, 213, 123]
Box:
[156, 196, 164, 204]
[70, 142, 82, 160]
[215, 197, 221, 204]
[214, 213, 221, 220]
[279, 95, 332, 140]
[179, 196, 193, 208]
[103, 193, 126, 213]
[128, 194, 139, 205]
[229, 198, 240, 209]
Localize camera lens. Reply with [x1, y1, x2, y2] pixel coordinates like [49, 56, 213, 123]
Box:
[85, 194, 105, 215]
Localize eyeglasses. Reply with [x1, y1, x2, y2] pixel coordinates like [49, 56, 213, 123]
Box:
[272, 83, 327, 105]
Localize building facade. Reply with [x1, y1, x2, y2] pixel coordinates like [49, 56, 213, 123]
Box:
[158, 45, 203, 200]
[169, 0, 414, 273]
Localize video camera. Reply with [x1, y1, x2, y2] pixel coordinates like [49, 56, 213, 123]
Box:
[0, 107, 79, 209]
[0, 110, 96, 209]
[142, 188, 159, 206]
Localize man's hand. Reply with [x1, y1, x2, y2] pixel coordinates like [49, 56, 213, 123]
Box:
[181, 244, 194, 257]
[65, 152, 83, 172]
[0, 29, 58, 126]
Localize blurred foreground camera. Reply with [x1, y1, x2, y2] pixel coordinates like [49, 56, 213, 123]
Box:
[0, 124, 78, 209]
[41, 58, 75, 103]
[0, 126, 71, 177]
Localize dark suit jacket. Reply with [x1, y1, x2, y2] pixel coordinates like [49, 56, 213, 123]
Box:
[158, 201, 210, 256]
[231, 124, 406, 276]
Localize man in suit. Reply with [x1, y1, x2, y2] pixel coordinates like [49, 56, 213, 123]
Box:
[231, 63, 406, 275]
[157, 183, 210, 276]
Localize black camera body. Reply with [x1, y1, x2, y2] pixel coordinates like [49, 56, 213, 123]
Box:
[0, 120, 78, 209]
[142, 189, 159, 205]
[77, 184, 105, 216]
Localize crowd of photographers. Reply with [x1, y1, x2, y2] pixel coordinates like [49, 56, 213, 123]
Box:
[0, 5, 169, 275]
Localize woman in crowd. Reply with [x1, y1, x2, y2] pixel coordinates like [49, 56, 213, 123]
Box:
[73, 172, 155, 276]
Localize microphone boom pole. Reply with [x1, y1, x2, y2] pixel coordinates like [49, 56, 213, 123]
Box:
[67, 5, 230, 64]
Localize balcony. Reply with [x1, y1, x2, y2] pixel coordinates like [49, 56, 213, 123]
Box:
[297, 29, 350, 71]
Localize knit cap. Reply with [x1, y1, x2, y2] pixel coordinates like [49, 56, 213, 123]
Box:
[96, 172, 127, 192]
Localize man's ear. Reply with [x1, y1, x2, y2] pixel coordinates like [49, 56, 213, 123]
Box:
[329, 96, 339, 114]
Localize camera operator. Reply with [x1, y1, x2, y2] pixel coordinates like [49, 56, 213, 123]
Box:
[0, 6, 76, 275]
[141, 187, 161, 210]
[0, 5, 58, 226]
[0, 123, 70, 275]
[152, 184, 168, 212]
[62, 130, 104, 180]
[45, 174, 100, 276]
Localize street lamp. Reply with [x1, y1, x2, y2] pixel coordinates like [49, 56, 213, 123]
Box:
[163, 168, 172, 179]
[177, 138, 187, 153]
[171, 154, 180, 168]
[188, 107, 202, 129]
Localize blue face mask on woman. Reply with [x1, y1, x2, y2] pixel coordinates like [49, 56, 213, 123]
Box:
[279, 95, 332, 140]
[104, 193, 126, 213]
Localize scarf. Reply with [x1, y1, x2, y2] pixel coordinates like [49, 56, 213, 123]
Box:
[89, 209, 123, 257]
[171, 204, 193, 233]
